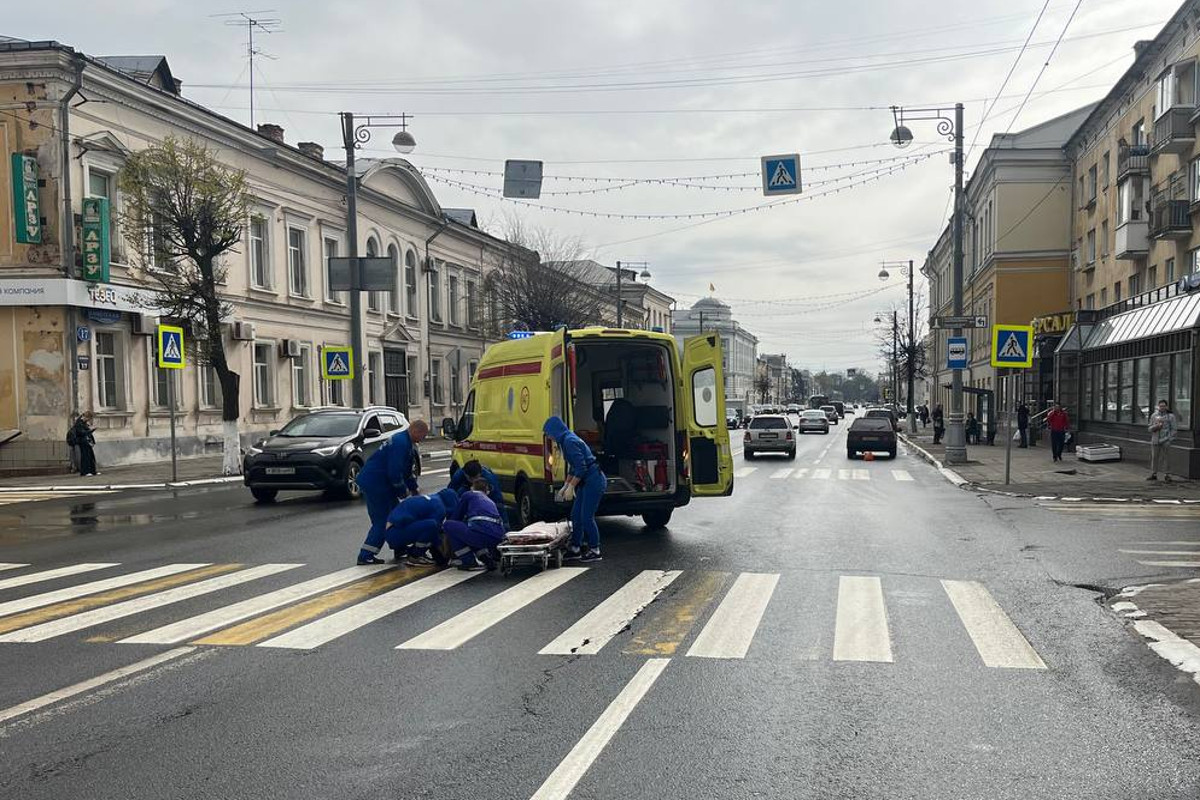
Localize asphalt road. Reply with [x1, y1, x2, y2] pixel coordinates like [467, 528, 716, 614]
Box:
[0, 420, 1198, 799]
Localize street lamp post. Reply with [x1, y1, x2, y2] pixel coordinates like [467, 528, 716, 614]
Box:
[889, 103, 965, 462]
[879, 259, 918, 433]
[339, 111, 416, 408]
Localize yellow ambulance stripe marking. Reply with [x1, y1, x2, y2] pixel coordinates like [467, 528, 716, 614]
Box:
[193, 566, 433, 646]
[623, 571, 730, 656]
[0, 564, 242, 636]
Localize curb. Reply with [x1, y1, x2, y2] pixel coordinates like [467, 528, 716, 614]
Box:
[0, 476, 243, 493]
[897, 434, 1200, 505]
[1110, 580, 1200, 690]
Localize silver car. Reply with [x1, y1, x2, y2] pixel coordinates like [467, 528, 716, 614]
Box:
[797, 409, 830, 434]
[743, 414, 796, 460]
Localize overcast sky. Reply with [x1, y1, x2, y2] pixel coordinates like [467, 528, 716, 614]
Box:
[11, 0, 1182, 373]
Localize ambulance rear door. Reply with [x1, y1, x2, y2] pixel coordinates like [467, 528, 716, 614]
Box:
[680, 333, 734, 496]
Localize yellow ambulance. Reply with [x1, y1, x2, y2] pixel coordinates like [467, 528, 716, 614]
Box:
[448, 327, 734, 529]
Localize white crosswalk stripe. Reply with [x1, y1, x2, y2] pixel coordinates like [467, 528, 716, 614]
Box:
[770, 468, 794, 479]
[259, 569, 483, 650]
[0, 564, 29, 573]
[686, 572, 778, 659]
[0, 564, 209, 619]
[0, 564, 301, 643]
[0, 490, 114, 507]
[541, 570, 681, 656]
[733, 466, 757, 478]
[811, 468, 832, 480]
[833, 576, 893, 663]
[397, 567, 587, 651]
[892, 469, 914, 481]
[0, 563, 118, 592]
[119, 565, 392, 645]
[792, 468, 809, 479]
[852, 468, 869, 481]
[941, 580, 1045, 669]
[837, 469, 852, 480]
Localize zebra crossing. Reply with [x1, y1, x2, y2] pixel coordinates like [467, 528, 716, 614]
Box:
[739, 466, 915, 481]
[0, 560, 1050, 671]
[0, 489, 115, 507]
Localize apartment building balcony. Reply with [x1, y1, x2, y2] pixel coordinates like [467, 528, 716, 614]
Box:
[1152, 107, 1196, 155]
[1116, 144, 1150, 181]
[1114, 219, 1149, 259]
[1149, 199, 1192, 239]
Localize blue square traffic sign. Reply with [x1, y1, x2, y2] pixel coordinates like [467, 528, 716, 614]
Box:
[761, 153, 802, 196]
[947, 336, 968, 370]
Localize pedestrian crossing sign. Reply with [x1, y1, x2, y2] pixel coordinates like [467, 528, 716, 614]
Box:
[322, 346, 354, 380]
[156, 325, 185, 370]
[990, 324, 1034, 368]
[760, 153, 802, 196]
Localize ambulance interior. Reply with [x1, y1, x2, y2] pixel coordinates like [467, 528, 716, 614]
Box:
[569, 340, 677, 495]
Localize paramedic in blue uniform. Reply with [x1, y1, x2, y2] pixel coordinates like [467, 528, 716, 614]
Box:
[448, 460, 509, 530]
[384, 487, 459, 566]
[443, 478, 507, 571]
[543, 416, 606, 563]
[355, 419, 429, 565]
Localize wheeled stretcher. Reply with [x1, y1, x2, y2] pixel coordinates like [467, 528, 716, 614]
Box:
[497, 521, 572, 576]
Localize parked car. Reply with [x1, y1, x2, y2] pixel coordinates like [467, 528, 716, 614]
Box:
[847, 416, 898, 459]
[797, 409, 830, 434]
[863, 407, 900, 432]
[831, 401, 845, 418]
[744, 414, 796, 460]
[242, 406, 407, 503]
[820, 405, 839, 424]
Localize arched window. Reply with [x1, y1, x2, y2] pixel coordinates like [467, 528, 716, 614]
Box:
[387, 243, 400, 315]
[404, 250, 419, 319]
[366, 237, 381, 312]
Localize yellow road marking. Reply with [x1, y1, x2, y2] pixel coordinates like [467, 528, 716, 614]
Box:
[623, 571, 730, 656]
[0, 564, 241, 636]
[194, 566, 433, 646]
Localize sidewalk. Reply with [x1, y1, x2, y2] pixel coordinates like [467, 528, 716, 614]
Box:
[1111, 580, 1200, 690]
[0, 455, 237, 491]
[901, 428, 1199, 501]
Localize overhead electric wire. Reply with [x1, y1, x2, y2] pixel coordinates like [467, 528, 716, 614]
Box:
[1004, 0, 1087, 134]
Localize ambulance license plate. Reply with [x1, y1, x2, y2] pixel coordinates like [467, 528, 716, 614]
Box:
[265, 467, 295, 475]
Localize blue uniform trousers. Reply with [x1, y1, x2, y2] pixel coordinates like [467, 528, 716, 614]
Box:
[444, 519, 505, 565]
[359, 477, 399, 557]
[570, 469, 606, 550]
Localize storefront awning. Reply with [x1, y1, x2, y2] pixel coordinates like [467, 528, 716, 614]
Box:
[1082, 292, 1200, 349]
[1054, 323, 1091, 354]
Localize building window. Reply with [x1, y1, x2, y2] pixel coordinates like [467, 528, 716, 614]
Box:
[431, 358, 444, 405]
[1129, 273, 1140, 295]
[406, 355, 419, 406]
[405, 251, 419, 319]
[1087, 165, 1098, 202]
[1082, 365, 1094, 420]
[86, 167, 121, 254]
[1175, 351, 1193, 428]
[94, 331, 123, 410]
[250, 215, 270, 289]
[450, 362, 463, 406]
[386, 244, 400, 315]
[366, 238, 381, 312]
[1102, 362, 1117, 421]
[253, 342, 274, 408]
[1149, 265, 1158, 288]
[1114, 282, 1122, 302]
[200, 366, 222, 409]
[429, 261, 442, 322]
[1117, 359, 1133, 423]
[1086, 229, 1096, 264]
[1154, 356, 1172, 419]
[1101, 151, 1110, 187]
[1132, 119, 1146, 146]
[152, 341, 181, 410]
[448, 274, 460, 326]
[368, 351, 382, 406]
[149, 211, 175, 273]
[1167, 257, 1176, 283]
[468, 360, 478, 381]
[326, 377, 345, 407]
[324, 236, 343, 304]
[1100, 288, 1107, 306]
[466, 279, 479, 328]
[1117, 178, 1144, 224]
[1100, 221, 1109, 258]
[1135, 358, 1152, 424]
[287, 227, 308, 297]
[293, 345, 311, 408]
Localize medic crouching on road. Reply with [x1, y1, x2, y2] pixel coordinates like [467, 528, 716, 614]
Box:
[543, 416, 606, 563]
[448, 459, 509, 531]
[384, 487, 459, 566]
[443, 478, 507, 571]
[355, 419, 429, 565]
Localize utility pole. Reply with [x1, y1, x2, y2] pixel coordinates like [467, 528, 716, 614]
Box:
[946, 103, 967, 463]
[615, 260, 623, 327]
[892, 310, 899, 411]
[340, 112, 365, 408]
[907, 258, 917, 433]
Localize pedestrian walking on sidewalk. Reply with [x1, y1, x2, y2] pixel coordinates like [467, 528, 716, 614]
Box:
[1016, 402, 1030, 448]
[1046, 402, 1070, 463]
[919, 405, 929, 428]
[931, 403, 944, 444]
[1147, 399, 1178, 482]
[68, 412, 99, 476]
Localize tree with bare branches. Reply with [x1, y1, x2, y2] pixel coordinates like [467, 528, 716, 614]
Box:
[119, 137, 250, 475]
[874, 291, 929, 409]
[482, 215, 604, 332]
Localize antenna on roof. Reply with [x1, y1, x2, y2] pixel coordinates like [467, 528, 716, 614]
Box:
[211, 10, 282, 128]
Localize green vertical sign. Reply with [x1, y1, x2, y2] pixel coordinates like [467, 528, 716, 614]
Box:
[80, 196, 111, 283]
[11, 153, 41, 245]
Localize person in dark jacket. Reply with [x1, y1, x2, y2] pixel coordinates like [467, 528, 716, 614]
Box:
[443, 478, 507, 571]
[71, 412, 98, 476]
[449, 460, 509, 531]
[384, 487, 458, 566]
[1016, 402, 1030, 448]
[543, 415, 606, 563]
[355, 420, 428, 565]
[931, 404, 945, 444]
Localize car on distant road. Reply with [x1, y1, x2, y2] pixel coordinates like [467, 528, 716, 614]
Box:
[743, 414, 796, 460]
[726, 413, 741, 430]
[242, 406, 407, 503]
[863, 407, 900, 432]
[846, 416, 897, 459]
[820, 405, 839, 424]
[831, 401, 845, 418]
[797, 409, 830, 434]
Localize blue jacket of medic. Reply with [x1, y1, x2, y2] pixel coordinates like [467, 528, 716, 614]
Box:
[358, 430, 420, 496]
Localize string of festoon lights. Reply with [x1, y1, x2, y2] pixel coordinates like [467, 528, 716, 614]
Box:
[421, 150, 939, 221]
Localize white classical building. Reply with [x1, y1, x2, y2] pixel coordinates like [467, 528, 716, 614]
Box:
[0, 39, 512, 471]
[670, 297, 758, 412]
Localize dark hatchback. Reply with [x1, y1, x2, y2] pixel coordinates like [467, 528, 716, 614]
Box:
[242, 407, 407, 502]
[846, 417, 898, 459]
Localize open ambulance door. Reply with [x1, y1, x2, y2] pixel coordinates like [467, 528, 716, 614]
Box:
[545, 328, 573, 485]
[681, 333, 734, 497]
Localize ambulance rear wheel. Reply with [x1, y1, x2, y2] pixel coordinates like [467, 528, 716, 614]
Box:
[515, 482, 537, 529]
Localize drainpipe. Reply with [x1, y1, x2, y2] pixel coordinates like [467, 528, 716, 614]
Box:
[62, 54, 85, 422]
[424, 221, 449, 424]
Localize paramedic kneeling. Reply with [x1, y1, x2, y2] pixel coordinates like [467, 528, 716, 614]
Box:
[443, 478, 506, 571]
[384, 487, 458, 566]
[355, 419, 428, 565]
[543, 416, 606, 563]
[449, 460, 509, 530]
